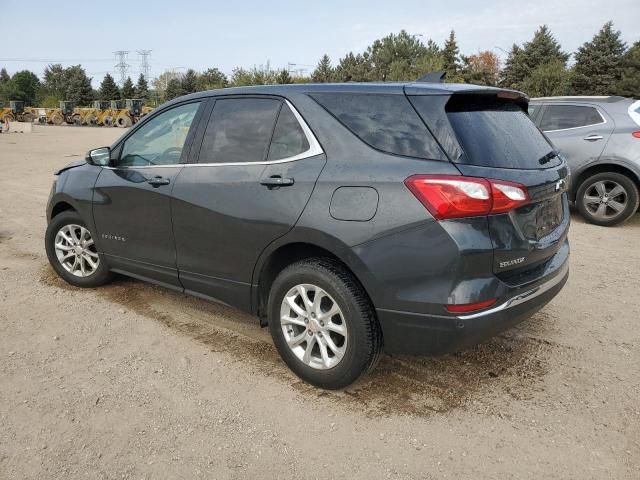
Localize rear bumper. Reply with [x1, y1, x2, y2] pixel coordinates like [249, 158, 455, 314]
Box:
[377, 255, 569, 355]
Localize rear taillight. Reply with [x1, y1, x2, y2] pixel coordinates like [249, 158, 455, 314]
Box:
[632, 131, 640, 139]
[404, 175, 529, 220]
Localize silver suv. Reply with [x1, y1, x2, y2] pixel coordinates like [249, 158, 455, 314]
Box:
[529, 96, 640, 226]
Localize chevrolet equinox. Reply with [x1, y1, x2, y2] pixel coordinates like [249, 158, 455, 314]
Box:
[45, 83, 570, 389]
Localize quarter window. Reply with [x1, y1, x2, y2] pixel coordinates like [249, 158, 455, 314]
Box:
[200, 98, 281, 163]
[540, 105, 604, 131]
[119, 102, 200, 167]
[268, 104, 310, 160]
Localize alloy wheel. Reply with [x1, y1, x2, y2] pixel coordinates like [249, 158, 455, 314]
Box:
[54, 224, 100, 277]
[280, 284, 348, 370]
[582, 180, 628, 221]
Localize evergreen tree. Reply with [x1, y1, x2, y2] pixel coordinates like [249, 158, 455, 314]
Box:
[367, 30, 427, 81]
[615, 41, 640, 97]
[181, 69, 199, 94]
[276, 69, 292, 84]
[521, 60, 571, 97]
[165, 78, 184, 100]
[99, 73, 120, 100]
[196, 68, 228, 90]
[0, 68, 9, 83]
[442, 30, 461, 79]
[120, 76, 135, 99]
[571, 21, 627, 95]
[334, 52, 372, 82]
[500, 44, 526, 89]
[64, 66, 93, 105]
[311, 54, 334, 82]
[42, 64, 67, 99]
[135, 74, 149, 101]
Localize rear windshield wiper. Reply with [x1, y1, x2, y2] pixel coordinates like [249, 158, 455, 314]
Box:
[537, 150, 559, 166]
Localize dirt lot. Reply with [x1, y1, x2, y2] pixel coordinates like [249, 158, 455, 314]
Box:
[0, 125, 639, 479]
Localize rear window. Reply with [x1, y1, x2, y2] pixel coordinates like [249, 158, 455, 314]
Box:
[444, 97, 558, 170]
[310, 93, 444, 160]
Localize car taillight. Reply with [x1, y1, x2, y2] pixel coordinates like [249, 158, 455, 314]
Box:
[632, 131, 640, 139]
[446, 298, 497, 313]
[404, 175, 529, 220]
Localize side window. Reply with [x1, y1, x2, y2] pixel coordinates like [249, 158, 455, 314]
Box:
[268, 104, 310, 160]
[119, 102, 200, 167]
[540, 105, 604, 131]
[310, 93, 444, 160]
[528, 104, 538, 118]
[200, 98, 281, 163]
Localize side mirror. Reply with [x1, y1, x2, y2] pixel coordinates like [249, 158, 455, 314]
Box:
[86, 147, 111, 166]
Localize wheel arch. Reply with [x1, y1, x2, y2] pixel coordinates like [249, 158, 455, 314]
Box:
[571, 160, 640, 202]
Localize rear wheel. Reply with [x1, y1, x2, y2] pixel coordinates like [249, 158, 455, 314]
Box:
[268, 258, 382, 389]
[45, 211, 114, 288]
[577, 172, 639, 226]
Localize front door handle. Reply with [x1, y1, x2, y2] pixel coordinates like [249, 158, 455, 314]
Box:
[147, 176, 170, 187]
[583, 134, 604, 141]
[260, 176, 294, 188]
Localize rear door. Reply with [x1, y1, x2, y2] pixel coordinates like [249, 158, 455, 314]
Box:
[408, 91, 570, 278]
[171, 96, 325, 309]
[538, 103, 614, 174]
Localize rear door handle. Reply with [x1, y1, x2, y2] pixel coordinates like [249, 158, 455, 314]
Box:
[147, 176, 170, 187]
[583, 134, 604, 141]
[260, 176, 294, 188]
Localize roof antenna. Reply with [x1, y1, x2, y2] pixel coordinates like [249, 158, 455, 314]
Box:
[416, 71, 446, 83]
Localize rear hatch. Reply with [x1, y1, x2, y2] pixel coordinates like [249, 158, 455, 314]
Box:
[407, 88, 570, 282]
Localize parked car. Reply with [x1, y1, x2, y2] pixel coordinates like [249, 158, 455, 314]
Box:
[45, 83, 570, 389]
[529, 96, 640, 226]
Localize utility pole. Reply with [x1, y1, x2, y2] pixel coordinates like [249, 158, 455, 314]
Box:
[137, 50, 152, 80]
[113, 50, 130, 85]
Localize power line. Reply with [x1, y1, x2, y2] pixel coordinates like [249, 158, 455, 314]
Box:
[113, 50, 130, 85]
[0, 57, 113, 62]
[137, 50, 152, 80]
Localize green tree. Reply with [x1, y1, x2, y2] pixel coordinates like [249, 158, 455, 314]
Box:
[135, 74, 149, 101]
[165, 78, 184, 100]
[42, 64, 67, 99]
[120, 76, 135, 99]
[196, 68, 228, 90]
[0, 68, 9, 83]
[64, 65, 93, 105]
[6, 70, 41, 105]
[276, 69, 292, 84]
[571, 21, 627, 95]
[367, 30, 427, 81]
[521, 60, 571, 96]
[442, 30, 461, 80]
[181, 69, 199, 94]
[311, 54, 334, 82]
[500, 44, 526, 89]
[334, 52, 373, 82]
[615, 41, 640, 97]
[99, 73, 120, 100]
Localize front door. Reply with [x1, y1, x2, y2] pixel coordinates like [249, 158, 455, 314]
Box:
[92, 101, 203, 287]
[171, 96, 325, 309]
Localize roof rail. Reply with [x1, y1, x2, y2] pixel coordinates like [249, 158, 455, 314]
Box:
[416, 71, 446, 83]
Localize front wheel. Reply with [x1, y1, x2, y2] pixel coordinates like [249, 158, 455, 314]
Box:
[576, 172, 639, 226]
[268, 258, 382, 389]
[45, 211, 114, 287]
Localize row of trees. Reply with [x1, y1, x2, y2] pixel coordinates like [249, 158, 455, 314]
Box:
[1, 21, 638, 108]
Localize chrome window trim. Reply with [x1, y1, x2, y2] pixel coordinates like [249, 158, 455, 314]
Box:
[105, 99, 323, 170]
[540, 104, 607, 133]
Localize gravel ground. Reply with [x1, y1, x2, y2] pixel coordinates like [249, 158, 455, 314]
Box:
[1, 125, 639, 479]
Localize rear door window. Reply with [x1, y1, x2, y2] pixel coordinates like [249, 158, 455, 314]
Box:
[199, 98, 281, 163]
[310, 93, 444, 160]
[539, 104, 604, 131]
[440, 97, 558, 170]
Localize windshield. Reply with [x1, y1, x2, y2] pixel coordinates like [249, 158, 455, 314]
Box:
[446, 98, 559, 170]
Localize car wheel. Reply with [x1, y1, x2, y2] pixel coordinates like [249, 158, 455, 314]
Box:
[268, 258, 382, 389]
[45, 211, 114, 287]
[576, 172, 639, 226]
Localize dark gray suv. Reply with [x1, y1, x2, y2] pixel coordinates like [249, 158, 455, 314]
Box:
[529, 96, 640, 226]
[45, 83, 570, 389]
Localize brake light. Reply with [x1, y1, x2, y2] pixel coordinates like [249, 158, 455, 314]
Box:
[404, 175, 529, 220]
[632, 131, 640, 139]
[446, 298, 497, 313]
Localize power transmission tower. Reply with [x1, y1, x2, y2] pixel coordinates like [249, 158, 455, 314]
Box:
[113, 50, 130, 85]
[137, 50, 152, 80]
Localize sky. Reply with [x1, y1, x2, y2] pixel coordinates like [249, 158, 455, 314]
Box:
[2, 0, 639, 86]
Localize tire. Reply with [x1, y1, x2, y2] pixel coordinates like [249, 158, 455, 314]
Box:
[268, 258, 382, 389]
[576, 172, 639, 226]
[71, 114, 82, 126]
[116, 115, 132, 128]
[103, 116, 113, 127]
[22, 112, 34, 123]
[84, 114, 97, 126]
[45, 211, 114, 288]
[50, 113, 64, 126]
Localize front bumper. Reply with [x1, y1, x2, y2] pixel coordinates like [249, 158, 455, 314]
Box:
[376, 256, 569, 355]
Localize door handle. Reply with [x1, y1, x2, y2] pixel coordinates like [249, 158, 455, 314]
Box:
[147, 176, 170, 187]
[260, 176, 294, 188]
[583, 134, 604, 141]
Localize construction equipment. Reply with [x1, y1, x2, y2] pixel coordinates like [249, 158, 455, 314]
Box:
[0, 101, 37, 123]
[45, 101, 77, 125]
[89, 101, 110, 126]
[102, 100, 124, 127]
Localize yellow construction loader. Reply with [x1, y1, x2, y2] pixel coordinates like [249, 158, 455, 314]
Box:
[1, 101, 37, 123]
